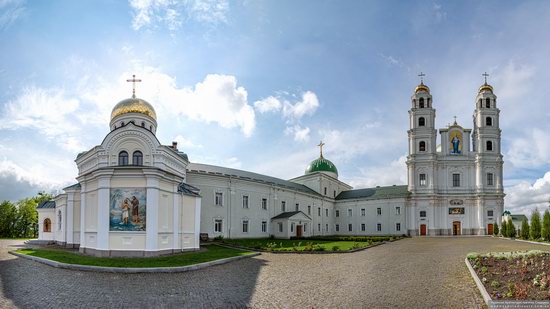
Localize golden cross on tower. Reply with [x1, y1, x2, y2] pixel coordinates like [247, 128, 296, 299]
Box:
[453, 116, 457, 125]
[126, 74, 142, 98]
[482, 72, 489, 84]
[317, 140, 325, 158]
[418, 72, 426, 84]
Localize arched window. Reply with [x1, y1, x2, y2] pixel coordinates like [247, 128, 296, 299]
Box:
[43, 218, 51, 232]
[485, 98, 491, 108]
[479, 99, 482, 108]
[486, 117, 492, 126]
[427, 98, 431, 108]
[419, 141, 426, 152]
[419, 97, 425, 108]
[133, 151, 143, 166]
[418, 117, 426, 127]
[486, 141, 493, 151]
[149, 125, 153, 131]
[58, 210, 62, 231]
[118, 151, 129, 166]
[141, 122, 145, 128]
[121, 121, 125, 126]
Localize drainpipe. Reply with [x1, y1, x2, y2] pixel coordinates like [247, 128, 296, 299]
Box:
[228, 176, 232, 239]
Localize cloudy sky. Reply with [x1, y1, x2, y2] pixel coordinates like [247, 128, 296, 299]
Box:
[1, 0, 550, 215]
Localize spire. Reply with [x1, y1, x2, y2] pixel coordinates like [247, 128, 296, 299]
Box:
[415, 72, 430, 93]
[126, 74, 142, 98]
[317, 140, 325, 158]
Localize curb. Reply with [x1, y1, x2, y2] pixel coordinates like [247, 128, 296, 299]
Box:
[510, 238, 550, 246]
[464, 257, 491, 306]
[9, 250, 260, 273]
[215, 240, 389, 254]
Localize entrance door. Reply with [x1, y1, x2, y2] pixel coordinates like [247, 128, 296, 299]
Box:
[420, 224, 427, 236]
[487, 224, 494, 235]
[296, 225, 303, 238]
[453, 221, 461, 236]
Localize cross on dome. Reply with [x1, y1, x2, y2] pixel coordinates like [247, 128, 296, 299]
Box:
[126, 74, 142, 98]
[418, 72, 426, 84]
[482, 72, 489, 84]
[317, 140, 325, 158]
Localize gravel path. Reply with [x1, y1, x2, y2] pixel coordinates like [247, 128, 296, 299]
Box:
[1, 237, 549, 308]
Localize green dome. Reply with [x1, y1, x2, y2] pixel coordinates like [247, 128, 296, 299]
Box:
[305, 157, 338, 176]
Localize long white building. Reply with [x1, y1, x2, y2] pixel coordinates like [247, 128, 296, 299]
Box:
[36, 78, 504, 256]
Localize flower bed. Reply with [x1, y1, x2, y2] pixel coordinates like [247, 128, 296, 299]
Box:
[219, 238, 384, 252]
[467, 250, 550, 300]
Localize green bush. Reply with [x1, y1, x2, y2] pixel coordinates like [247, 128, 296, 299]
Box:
[508, 220, 516, 238]
[542, 210, 550, 241]
[520, 218, 530, 240]
[530, 209, 542, 240]
[493, 223, 499, 236]
[331, 245, 340, 251]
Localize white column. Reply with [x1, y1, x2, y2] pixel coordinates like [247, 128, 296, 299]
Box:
[66, 192, 74, 245]
[173, 189, 181, 250]
[146, 177, 159, 251]
[96, 177, 111, 250]
[79, 184, 86, 248]
[194, 197, 201, 249]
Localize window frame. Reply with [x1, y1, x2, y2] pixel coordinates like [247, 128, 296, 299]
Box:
[377, 207, 382, 216]
[487, 173, 494, 186]
[132, 150, 143, 166]
[452, 173, 461, 187]
[242, 195, 249, 209]
[261, 221, 267, 233]
[214, 219, 223, 233]
[377, 223, 382, 232]
[118, 151, 129, 166]
[215, 192, 223, 206]
[418, 117, 426, 127]
[419, 173, 427, 186]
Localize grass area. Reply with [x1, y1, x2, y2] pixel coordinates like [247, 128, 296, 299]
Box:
[221, 238, 385, 252]
[0, 238, 35, 240]
[15, 245, 253, 268]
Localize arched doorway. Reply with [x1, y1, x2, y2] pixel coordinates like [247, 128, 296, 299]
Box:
[452, 221, 461, 236]
[420, 224, 427, 236]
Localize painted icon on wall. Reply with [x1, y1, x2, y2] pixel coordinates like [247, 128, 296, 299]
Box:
[449, 130, 462, 154]
[110, 188, 146, 231]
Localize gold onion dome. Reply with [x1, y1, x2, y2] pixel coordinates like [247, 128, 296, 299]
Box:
[111, 97, 157, 121]
[415, 82, 430, 94]
[478, 82, 493, 94]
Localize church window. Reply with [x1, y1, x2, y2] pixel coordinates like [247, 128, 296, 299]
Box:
[325, 208, 329, 217]
[418, 117, 425, 127]
[318, 207, 321, 216]
[419, 97, 425, 108]
[486, 141, 493, 151]
[295, 203, 299, 211]
[420, 211, 426, 218]
[326, 224, 329, 232]
[361, 208, 365, 216]
[318, 224, 321, 232]
[348, 209, 352, 217]
[215, 192, 223, 206]
[479, 99, 483, 108]
[278, 222, 283, 233]
[261, 198, 267, 210]
[361, 223, 366, 231]
[118, 151, 129, 166]
[377, 208, 382, 215]
[132, 151, 143, 166]
[335, 224, 340, 232]
[419, 173, 427, 186]
[308, 205, 311, 215]
[348, 224, 353, 232]
[281, 201, 286, 212]
[333, 190, 336, 197]
[261, 221, 267, 233]
[487, 210, 494, 217]
[214, 219, 223, 233]
[242, 195, 249, 208]
[290, 222, 294, 233]
[395, 207, 401, 215]
[452, 173, 461, 187]
[486, 117, 492, 126]
[487, 173, 494, 186]
[43, 218, 51, 232]
[324, 187, 327, 195]
[243, 220, 249, 233]
[486, 98, 491, 108]
[141, 121, 145, 128]
[58, 210, 62, 231]
[377, 223, 382, 231]
[419, 141, 426, 152]
[335, 209, 339, 217]
[396, 223, 401, 231]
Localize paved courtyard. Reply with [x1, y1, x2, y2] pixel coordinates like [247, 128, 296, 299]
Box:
[1, 237, 549, 308]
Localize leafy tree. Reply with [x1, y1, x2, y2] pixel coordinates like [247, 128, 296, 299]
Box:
[501, 219, 508, 237]
[520, 218, 530, 240]
[15, 198, 39, 238]
[493, 223, 499, 236]
[542, 209, 550, 241]
[530, 209, 542, 240]
[507, 219, 516, 238]
[0, 201, 17, 237]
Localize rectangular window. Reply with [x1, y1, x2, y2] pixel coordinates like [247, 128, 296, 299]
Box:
[333, 190, 336, 197]
[214, 219, 222, 233]
[325, 224, 329, 232]
[324, 187, 327, 195]
[281, 201, 286, 212]
[395, 207, 401, 215]
[335, 210, 340, 217]
[361, 223, 366, 231]
[348, 209, 352, 217]
[452, 173, 461, 187]
[487, 210, 494, 217]
[278, 222, 283, 233]
[377, 223, 382, 231]
[242, 195, 249, 209]
[290, 223, 294, 233]
[261, 198, 267, 210]
[242, 220, 249, 233]
[318, 207, 321, 216]
[419, 173, 426, 186]
[377, 208, 382, 215]
[325, 209, 329, 217]
[420, 211, 426, 218]
[308, 205, 311, 215]
[361, 208, 365, 216]
[318, 223, 321, 232]
[261, 221, 267, 233]
[335, 224, 340, 232]
[215, 192, 223, 206]
[295, 203, 299, 211]
[304, 223, 308, 233]
[348, 224, 353, 232]
[487, 173, 494, 186]
[396, 223, 401, 231]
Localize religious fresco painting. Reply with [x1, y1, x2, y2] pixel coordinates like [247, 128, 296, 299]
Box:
[109, 188, 146, 231]
[449, 130, 463, 154]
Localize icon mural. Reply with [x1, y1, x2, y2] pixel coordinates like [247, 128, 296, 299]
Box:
[110, 188, 146, 231]
[449, 130, 462, 154]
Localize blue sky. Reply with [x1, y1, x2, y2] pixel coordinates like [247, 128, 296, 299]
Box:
[1, 0, 550, 215]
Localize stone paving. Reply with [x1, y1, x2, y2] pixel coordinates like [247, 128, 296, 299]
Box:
[1, 237, 549, 308]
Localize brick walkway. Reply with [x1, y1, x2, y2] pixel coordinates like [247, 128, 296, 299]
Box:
[1, 237, 549, 308]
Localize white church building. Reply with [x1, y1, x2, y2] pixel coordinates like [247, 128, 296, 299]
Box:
[37, 77, 505, 256]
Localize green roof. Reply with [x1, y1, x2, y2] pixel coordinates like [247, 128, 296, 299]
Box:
[511, 214, 528, 222]
[37, 201, 56, 209]
[305, 156, 338, 176]
[336, 185, 409, 200]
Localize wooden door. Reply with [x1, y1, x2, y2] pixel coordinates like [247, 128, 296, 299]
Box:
[296, 225, 303, 238]
[487, 224, 494, 235]
[420, 224, 427, 236]
[453, 221, 461, 236]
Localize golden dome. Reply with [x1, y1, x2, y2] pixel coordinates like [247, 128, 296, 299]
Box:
[478, 83, 493, 94]
[415, 82, 430, 94]
[111, 98, 157, 121]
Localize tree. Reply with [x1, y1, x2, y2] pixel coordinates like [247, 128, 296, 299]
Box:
[542, 209, 550, 241]
[0, 201, 17, 238]
[508, 219, 516, 238]
[15, 198, 38, 238]
[530, 209, 542, 240]
[493, 222, 499, 236]
[501, 219, 508, 237]
[520, 218, 530, 240]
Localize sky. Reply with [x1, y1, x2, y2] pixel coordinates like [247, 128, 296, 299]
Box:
[1, 0, 550, 215]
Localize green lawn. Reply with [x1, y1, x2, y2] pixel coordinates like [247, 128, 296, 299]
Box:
[15, 245, 253, 268]
[221, 238, 379, 252]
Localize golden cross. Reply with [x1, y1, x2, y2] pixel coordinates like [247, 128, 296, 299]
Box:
[418, 72, 426, 84]
[317, 140, 325, 158]
[126, 74, 142, 98]
[482, 72, 489, 84]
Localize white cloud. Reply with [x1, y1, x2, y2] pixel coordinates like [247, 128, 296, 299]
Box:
[282, 91, 319, 121]
[0, 0, 25, 31]
[173, 134, 202, 149]
[254, 96, 281, 113]
[129, 0, 229, 31]
[284, 125, 310, 142]
[345, 155, 408, 189]
[505, 171, 550, 216]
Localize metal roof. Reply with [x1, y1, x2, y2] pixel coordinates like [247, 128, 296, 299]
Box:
[511, 214, 528, 222]
[271, 211, 311, 220]
[63, 183, 81, 191]
[37, 201, 56, 209]
[336, 185, 409, 200]
[178, 182, 201, 197]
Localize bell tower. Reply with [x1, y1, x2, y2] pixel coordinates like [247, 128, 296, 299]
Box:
[407, 73, 437, 193]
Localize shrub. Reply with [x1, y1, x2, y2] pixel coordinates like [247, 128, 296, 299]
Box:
[352, 242, 361, 249]
[530, 209, 542, 240]
[213, 235, 224, 241]
[493, 223, 499, 236]
[304, 242, 314, 251]
[331, 245, 340, 251]
[542, 210, 550, 241]
[501, 220, 508, 237]
[313, 244, 325, 251]
[491, 280, 501, 288]
[508, 220, 516, 238]
[520, 218, 530, 240]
